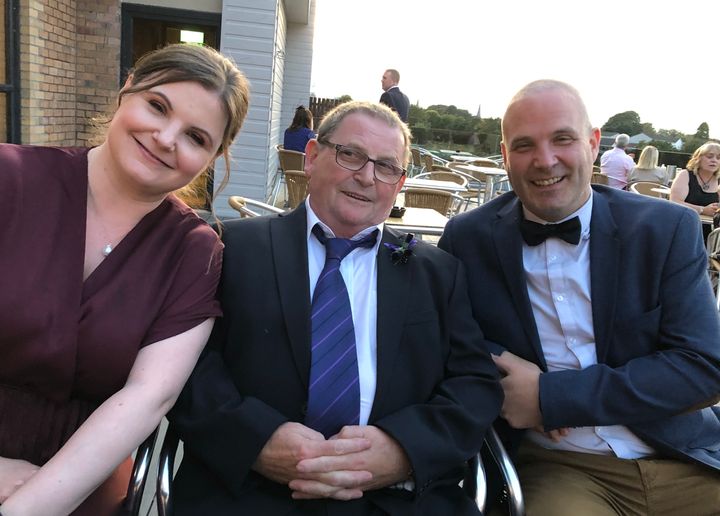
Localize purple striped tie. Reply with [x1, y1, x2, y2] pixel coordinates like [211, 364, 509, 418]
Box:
[305, 224, 378, 437]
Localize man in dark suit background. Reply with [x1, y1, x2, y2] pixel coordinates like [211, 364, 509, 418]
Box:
[440, 80, 720, 515]
[379, 69, 410, 123]
[169, 100, 502, 515]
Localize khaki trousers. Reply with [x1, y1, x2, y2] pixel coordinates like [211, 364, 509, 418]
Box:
[514, 441, 720, 516]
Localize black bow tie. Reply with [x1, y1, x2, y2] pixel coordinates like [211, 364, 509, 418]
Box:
[519, 216, 581, 246]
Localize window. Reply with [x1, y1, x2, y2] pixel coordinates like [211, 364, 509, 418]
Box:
[1, 0, 20, 142]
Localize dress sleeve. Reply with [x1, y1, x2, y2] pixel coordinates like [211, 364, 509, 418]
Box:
[141, 225, 224, 347]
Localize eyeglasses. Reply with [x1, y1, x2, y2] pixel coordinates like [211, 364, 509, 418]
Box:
[319, 140, 406, 185]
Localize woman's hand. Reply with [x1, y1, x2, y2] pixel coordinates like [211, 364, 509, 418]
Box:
[0, 457, 39, 502]
[701, 202, 719, 216]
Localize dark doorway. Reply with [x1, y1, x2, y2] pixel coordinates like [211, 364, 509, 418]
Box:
[120, 4, 221, 82]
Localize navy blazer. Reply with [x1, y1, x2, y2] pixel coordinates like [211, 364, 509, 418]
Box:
[380, 87, 410, 123]
[169, 204, 502, 515]
[439, 186, 720, 471]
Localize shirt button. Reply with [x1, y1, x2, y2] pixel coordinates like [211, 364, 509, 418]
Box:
[549, 255, 557, 262]
[556, 294, 564, 302]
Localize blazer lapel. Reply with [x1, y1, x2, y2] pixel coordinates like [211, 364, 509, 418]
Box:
[588, 189, 620, 363]
[371, 227, 411, 421]
[270, 204, 312, 389]
[492, 199, 547, 369]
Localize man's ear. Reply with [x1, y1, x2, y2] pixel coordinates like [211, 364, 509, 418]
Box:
[304, 138, 320, 178]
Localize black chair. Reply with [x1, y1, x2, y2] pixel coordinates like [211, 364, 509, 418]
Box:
[153, 426, 524, 515]
[121, 427, 160, 515]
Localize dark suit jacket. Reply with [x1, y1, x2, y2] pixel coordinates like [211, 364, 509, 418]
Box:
[439, 186, 720, 472]
[380, 86, 410, 122]
[169, 204, 502, 515]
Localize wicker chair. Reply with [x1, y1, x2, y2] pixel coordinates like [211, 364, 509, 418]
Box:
[629, 181, 665, 198]
[410, 148, 425, 176]
[404, 188, 461, 216]
[284, 170, 309, 209]
[415, 170, 469, 188]
[470, 158, 500, 168]
[591, 172, 608, 185]
[269, 147, 306, 207]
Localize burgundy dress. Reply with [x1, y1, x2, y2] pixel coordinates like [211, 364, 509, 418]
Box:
[0, 144, 223, 514]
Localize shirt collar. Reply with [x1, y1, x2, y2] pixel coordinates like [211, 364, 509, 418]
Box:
[522, 190, 593, 240]
[305, 196, 385, 244]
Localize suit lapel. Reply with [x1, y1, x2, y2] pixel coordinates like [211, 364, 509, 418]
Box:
[370, 227, 411, 421]
[270, 204, 312, 389]
[588, 189, 619, 363]
[492, 199, 547, 369]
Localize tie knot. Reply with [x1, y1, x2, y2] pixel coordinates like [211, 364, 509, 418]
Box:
[312, 224, 378, 262]
[519, 216, 581, 246]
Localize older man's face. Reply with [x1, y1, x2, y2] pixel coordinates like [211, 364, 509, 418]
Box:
[381, 71, 393, 92]
[501, 88, 599, 222]
[305, 112, 405, 238]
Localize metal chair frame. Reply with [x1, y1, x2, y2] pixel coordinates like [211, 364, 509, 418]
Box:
[228, 195, 285, 218]
[122, 427, 160, 516]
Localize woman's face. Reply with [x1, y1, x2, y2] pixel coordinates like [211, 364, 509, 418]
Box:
[106, 80, 227, 200]
[698, 149, 720, 175]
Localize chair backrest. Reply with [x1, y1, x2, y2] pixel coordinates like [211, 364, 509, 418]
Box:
[591, 172, 608, 185]
[629, 181, 665, 198]
[427, 171, 469, 188]
[470, 158, 500, 168]
[228, 196, 284, 218]
[284, 170, 309, 209]
[411, 148, 424, 168]
[122, 427, 160, 516]
[422, 153, 435, 173]
[278, 148, 305, 172]
[404, 187, 455, 216]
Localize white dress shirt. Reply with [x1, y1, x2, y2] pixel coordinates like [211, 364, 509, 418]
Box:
[306, 198, 381, 425]
[600, 147, 635, 189]
[522, 193, 655, 458]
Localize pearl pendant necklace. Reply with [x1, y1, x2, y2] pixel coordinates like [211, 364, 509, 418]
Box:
[102, 243, 113, 256]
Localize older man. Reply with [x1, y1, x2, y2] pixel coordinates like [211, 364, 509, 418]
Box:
[600, 133, 635, 189]
[440, 80, 720, 515]
[169, 101, 502, 515]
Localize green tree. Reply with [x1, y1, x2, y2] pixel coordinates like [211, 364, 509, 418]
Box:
[602, 111, 642, 135]
[336, 94, 352, 103]
[695, 122, 709, 140]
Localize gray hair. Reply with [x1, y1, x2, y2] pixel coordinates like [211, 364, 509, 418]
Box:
[614, 134, 630, 148]
[317, 100, 411, 166]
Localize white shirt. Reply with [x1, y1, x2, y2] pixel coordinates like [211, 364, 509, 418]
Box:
[600, 147, 635, 189]
[306, 198, 381, 425]
[522, 193, 655, 459]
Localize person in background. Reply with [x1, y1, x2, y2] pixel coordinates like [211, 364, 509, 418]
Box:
[627, 145, 668, 185]
[283, 105, 316, 153]
[670, 141, 720, 241]
[168, 100, 501, 516]
[0, 43, 249, 516]
[379, 69, 410, 123]
[600, 133, 635, 189]
[440, 79, 720, 515]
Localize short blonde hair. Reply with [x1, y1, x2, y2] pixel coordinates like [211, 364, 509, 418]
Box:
[686, 141, 720, 178]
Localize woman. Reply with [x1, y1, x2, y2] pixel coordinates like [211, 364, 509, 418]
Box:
[670, 141, 720, 241]
[282, 105, 316, 153]
[0, 44, 249, 515]
[627, 145, 669, 185]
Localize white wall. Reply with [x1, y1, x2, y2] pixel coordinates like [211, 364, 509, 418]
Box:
[215, 0, 278, 218]
[280, 0, 315, 131]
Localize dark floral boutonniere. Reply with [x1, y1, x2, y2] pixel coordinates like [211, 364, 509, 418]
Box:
[383, 233, 417, 265]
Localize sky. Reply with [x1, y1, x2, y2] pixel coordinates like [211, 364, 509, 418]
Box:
[310, 0, 718, 138]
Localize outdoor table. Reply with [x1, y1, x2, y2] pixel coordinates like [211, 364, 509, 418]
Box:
[386, 207, 449, 237]
[450, 155, 481, 163]
[650, 186, 671, 198]
[453, 164, 508, 203]
[403, 178, 467, 192]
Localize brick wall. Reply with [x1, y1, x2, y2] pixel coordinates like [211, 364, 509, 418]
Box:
[19, 0, 120, 145]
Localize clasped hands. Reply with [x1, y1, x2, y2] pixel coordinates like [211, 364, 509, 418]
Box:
[253, 422, 410, 501]
[492, 351, 569, 442]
